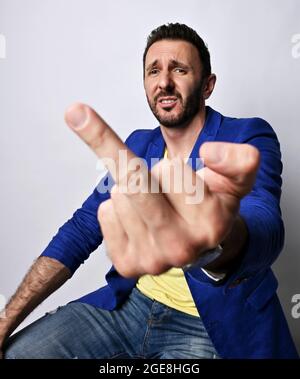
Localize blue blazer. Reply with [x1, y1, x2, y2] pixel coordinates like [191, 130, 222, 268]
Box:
[41, 106, 299, 359]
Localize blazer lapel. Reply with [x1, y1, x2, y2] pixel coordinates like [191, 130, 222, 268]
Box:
[144, 106, 222, 170]
[189, 106, 222, 170]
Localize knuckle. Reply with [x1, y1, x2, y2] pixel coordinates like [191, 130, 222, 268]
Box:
[115, 260, 136, 278]
[115, 265, 131, 278]
[168, 243, 192, 267]
[201, 224, 221, 249]
[98, 199, 113, 219]
[110, 184, 121, 200]
[138, 245, 167, 275]
[143, 261, 162, 275]
[174, 252, 191, 267]
[243, 144, 260, 173]
[141, 253, 167, 275]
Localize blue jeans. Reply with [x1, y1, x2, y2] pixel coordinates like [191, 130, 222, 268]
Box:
[4, 287, 220, 359]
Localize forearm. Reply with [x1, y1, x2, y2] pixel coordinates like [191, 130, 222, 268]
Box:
[204, 214, 248, 275]
[0, 256, 71, 344]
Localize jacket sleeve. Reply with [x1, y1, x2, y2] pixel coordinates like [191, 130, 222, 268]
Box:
[39, 183, 110, 275]
[188, 118, 284, 288]
[234, 118, 284, 279]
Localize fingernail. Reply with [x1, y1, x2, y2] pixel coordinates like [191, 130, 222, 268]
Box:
[65, 104, 87, 129]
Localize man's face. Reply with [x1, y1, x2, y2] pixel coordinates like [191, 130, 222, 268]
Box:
[144, 39, 204, 128]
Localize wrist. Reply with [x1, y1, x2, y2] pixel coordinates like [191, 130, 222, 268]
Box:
[182, 244, 223, 272]
[203, 214, 248, 274]
[0, 328, 8, 344]
[0, 312, 15, 343]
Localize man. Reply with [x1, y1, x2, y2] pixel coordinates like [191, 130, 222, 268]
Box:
[0, 23, 298, 359]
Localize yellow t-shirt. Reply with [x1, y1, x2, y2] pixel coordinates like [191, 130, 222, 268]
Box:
[136, 147, 200, 317]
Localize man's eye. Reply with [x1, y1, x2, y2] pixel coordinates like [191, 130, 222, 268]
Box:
[149, 68, 159, 75]
[174, 68, 186, 73]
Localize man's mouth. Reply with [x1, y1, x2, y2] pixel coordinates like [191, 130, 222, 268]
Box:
[157, 96, 178, 110]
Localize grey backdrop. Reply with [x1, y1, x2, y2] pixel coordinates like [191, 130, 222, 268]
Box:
[0, 0, 299, 353]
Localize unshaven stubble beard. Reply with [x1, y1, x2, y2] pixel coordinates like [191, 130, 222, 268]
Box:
[146, 77, 205, 129]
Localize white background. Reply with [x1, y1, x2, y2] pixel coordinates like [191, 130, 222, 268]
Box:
[0, 0, 299, 353]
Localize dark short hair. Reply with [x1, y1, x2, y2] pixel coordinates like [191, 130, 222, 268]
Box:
[143, 23, 211, 78]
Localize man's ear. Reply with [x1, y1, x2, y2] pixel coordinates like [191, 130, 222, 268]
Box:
[203, 74, 217, 100]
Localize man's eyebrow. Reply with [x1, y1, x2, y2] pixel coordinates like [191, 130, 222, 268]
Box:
[146, 59, 158, 72]
[146, 59, 191, 72]
[169, 59, 190, 69]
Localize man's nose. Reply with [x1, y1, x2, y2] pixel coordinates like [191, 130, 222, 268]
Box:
[158, 71, 175, 91]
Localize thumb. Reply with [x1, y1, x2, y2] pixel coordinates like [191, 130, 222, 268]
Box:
[200, 142, 260, 197]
